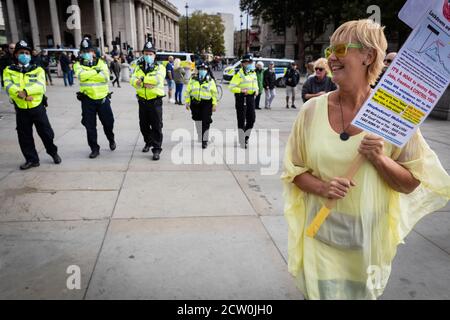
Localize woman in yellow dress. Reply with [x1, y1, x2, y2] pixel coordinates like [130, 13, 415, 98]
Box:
[282, 19, 450, 299]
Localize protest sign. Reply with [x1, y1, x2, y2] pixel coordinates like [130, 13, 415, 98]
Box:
[306, 0, 450, 238]
[352, 0, 450, 147]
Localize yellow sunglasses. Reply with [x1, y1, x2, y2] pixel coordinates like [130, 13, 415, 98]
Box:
[324, 43, 363, 59]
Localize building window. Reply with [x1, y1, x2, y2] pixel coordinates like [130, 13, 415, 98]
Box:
[158, 15, 161, 30]
[169, 43, 172, 50]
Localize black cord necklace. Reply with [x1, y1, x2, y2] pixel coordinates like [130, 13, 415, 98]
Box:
[338, 90, 371, 141]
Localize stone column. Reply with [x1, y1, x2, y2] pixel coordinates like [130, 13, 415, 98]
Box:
[93, 0, 104, 53]
[124, 0, 137, 50]
[136, 1, 144, 51]
[49, 0, 62, 47]
[71, 0, 82, 47]
[6, 0, 19, 42]
[103, 0, 113, 51]
[27, 0, 40, 48]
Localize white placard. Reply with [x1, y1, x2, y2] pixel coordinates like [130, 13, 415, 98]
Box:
[398, 0, 436, 28]
[352, 0, 450, 147]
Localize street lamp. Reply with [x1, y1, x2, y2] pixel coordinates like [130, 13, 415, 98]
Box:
[240, 13, 243, 55]
[246, 11, 249, 54]
[185, 2, 189, 52]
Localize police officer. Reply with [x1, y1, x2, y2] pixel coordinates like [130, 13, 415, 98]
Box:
[229, 54, 258, 149]
[73, 38, 116, 159]
[3, 40, 61, 170]
[185, 62, 218, 149]
[130, 41, 165, 160]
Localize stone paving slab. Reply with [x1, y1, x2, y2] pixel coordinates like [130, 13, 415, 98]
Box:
[54, 129, 139, 147]
[113, 171, 256, 219]
[34, 145, 135, 172]
[85, 217, 303, 300]
[0, 171, 124, 191]
[0, 189, 118, 222]
[413, 211, 450, 254]
[381, 231, 450, 300]
[234, 172, 284, 216]
[0, 220, 108, 299]
[260, 216, 289, 262]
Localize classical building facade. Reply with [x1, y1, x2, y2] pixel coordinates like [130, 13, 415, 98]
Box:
[1, 0, 180, 53]
[217, 12, 234, 58]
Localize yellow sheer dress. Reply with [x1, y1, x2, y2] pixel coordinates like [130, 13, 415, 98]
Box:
[281, 93, 450, 300]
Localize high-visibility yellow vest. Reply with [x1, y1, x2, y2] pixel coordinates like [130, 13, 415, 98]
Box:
[185, 76, 218, 106]
[3, 65, 46, 109]
[130, 63, 165, 100]
[229, 68, 258, 95]
[74, 59, 110, 100]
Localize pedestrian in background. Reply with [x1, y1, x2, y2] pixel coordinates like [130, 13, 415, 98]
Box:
[59, 52, 73, 86]
[0, 43, 15, 88]
[284, 62, 301, 109]
[255, 61, 264, 110]
[301, 58, 336, 102]
[263, 61, 276, 109]
[40, 50, 53, 86]
[372, 51, 397, 87]
[173, 58, 186, 105]
[110, 55, 122, 88]
[166, 55, 175, 103]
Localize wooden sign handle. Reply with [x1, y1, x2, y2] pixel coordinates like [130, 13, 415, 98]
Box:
[305, 154, 365, 238]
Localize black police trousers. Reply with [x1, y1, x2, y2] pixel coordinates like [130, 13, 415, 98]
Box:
[138, 97, 163, 152]
[234, 93, 256, 145]
[190, 99, 213, 142]
[15, 103, 58, 163]
[81, 96, 115, 152]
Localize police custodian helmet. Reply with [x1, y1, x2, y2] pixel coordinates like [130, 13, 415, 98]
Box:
[142, 41, 157, 53]
[79, 38, 94, 51]
[241, 54, 253, 63]
[14, 40, 32, 54]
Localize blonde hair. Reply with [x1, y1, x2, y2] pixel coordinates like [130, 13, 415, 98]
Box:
[174, 58, 181, 69]
[313, 58, 331, 74]
[329, 19, 387, 86]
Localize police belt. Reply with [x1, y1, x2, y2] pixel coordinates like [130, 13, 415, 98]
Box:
[77, 91, 113, 104]
[136, 94, 163, 103]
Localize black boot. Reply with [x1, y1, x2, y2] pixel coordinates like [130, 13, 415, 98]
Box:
[142, 143, 150, 153]
[89, 150, 100, 159]
[152, 150, 161, 161]
[51, 153, 62, 164]
[202, 141, 208, 149]
[109, 140, 116, 151]
[20, 161, 40, 170]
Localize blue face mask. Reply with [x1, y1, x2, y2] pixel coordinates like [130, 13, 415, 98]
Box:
[246, 63, 255, 72]
[81, 52, 92, 61]
[199, 70, 207, 79]
[144, 55, 154, 64]
[18, 53, 31, 65]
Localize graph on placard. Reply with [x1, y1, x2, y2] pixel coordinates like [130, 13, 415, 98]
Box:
[409, 22, 450, 76]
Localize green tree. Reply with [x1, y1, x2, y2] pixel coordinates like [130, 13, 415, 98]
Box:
[179, 11, 225, 55]
[241, 0, 411, 64]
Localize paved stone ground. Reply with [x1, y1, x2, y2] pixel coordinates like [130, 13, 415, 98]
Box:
[0, 73, 449, 299]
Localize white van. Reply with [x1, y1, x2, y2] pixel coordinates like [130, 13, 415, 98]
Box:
[43, 48, 79, 74]
[156, 51, 195, 70]
[222, 57, 294, 87]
